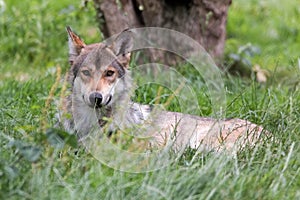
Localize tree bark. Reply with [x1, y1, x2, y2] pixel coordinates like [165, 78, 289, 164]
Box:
[93, 0, 232, 63]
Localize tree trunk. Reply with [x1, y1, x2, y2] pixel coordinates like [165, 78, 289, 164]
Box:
[93, 0, 232, 63]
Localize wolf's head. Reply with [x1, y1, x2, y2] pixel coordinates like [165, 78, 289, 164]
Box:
[66, 27, 133, 109]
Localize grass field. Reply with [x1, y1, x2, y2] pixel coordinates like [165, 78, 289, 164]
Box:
[0, 0, 299, 199]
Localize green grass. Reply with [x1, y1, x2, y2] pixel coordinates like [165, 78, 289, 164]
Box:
[0, 0, 300, 199]
[226, 0, 300, 76]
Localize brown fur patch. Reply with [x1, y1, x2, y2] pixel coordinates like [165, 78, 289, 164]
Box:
[96, 66, 118, 91]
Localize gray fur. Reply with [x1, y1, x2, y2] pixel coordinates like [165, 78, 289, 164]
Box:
[59, 28, 267, 152]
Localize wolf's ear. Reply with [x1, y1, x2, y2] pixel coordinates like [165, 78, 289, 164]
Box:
[66, 26, 86, 65]
[111, 29, 133, 68]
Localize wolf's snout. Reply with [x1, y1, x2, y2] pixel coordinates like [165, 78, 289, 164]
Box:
[89, 92, 103, 108]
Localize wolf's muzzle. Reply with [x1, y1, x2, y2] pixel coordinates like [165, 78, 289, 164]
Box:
[89, 92, 103, 108]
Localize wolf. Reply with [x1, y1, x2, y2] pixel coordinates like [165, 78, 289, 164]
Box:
[59, 27, 266, 152]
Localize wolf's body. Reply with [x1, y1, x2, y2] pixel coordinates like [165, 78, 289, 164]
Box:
[59, 27, 265, 152]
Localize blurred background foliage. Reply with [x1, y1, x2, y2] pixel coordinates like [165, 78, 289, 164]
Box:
[226, 0, 300, 81]
[0, 0, 299, 82]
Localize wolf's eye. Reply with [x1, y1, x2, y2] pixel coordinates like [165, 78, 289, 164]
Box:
[105, 70, 115, 77]
[82, 70, 91, 76]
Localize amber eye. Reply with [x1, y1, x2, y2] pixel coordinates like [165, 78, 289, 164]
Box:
[82, 70, 91, 76]
[105, 70, 115, 77]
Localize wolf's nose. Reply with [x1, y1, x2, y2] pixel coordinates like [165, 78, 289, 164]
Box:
[89, 92, 103, 108]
